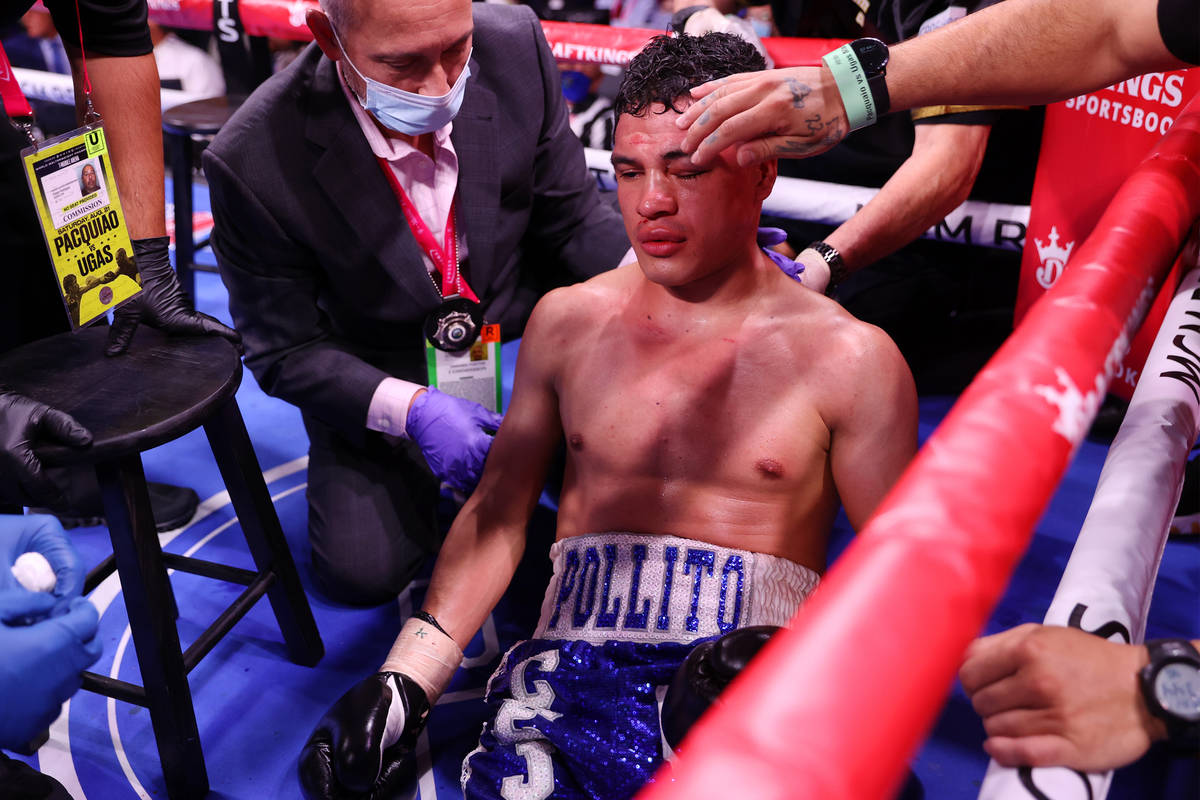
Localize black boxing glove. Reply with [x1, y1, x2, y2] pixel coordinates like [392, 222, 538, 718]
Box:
[105, 236, 242, 357]
[660, 625, 780, 753]
[300, 614, 463, 799]
[298, 672, 430, 800]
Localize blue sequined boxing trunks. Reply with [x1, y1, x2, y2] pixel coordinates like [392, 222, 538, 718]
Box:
[461, 532, 820, 800]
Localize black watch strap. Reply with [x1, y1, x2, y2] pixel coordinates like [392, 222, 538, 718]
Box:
[413, 610, 451, 638]
[849, 38, 891, 118]
[1140, 638, 1200, 752]
[823, 37, 890, 130]
[670, 5, 710, 33]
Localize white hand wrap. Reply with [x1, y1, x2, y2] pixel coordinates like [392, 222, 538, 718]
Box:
[380, 617, 463, 748]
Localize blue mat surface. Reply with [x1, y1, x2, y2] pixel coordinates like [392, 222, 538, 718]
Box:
[11, 216, 1199, 799]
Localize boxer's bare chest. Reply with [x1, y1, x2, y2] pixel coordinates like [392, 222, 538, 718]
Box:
[556, 306, 832, 496]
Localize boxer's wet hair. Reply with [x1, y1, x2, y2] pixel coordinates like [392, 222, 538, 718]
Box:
[613, 33, 766, 119]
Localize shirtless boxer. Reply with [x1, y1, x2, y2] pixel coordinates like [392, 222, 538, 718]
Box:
[299, 33, 917, 800]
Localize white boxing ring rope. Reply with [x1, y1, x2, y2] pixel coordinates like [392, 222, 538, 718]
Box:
[582, 148, 1031, 250]
[11, 66, 210, 113]
[977, 264, 1200, 800]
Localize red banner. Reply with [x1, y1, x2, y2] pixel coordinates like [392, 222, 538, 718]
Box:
[541, 21, 844, 67]
[1018, 68, 1199, 400]
[143, 1, 840, 66]
[148, 0, 312, 41]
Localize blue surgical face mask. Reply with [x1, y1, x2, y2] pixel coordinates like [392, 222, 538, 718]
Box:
[749, 18, 773, 38]
[333, 26, 472, 136]
[560, 70, 591, 104]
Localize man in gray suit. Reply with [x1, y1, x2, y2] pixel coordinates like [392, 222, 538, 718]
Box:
[203, 0, 629, 605]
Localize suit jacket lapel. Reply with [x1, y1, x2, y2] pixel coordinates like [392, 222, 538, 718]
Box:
[306, 57, 442, 308]
[451, 60, 500, 301]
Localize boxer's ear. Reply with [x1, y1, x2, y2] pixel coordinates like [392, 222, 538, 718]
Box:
[752, 157, 777, 204]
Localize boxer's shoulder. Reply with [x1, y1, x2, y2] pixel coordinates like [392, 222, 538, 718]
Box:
[537, 269, 632, 323]
[773, 275, 897, 350]
[524, 277, 625, 360]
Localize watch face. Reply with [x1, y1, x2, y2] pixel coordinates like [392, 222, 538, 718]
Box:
[1155, 662, 1200, 721]
[852, 38, 889, 74]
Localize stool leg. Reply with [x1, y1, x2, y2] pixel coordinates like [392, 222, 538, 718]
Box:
[97, 457, 208, 800]
[170, 130, 195, 302]
[204, 399, 324, 666]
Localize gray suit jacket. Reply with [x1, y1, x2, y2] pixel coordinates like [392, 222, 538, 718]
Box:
[204, 4, 627, 438]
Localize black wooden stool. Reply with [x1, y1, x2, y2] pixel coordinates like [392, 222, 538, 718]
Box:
[1, 327, 323, 800]
[162, 96, 243, 301]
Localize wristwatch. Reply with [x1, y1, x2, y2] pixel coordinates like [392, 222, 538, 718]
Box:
[806, 241, 848, 295]
[1139, 638, 1200, 752]
[849, 38, 891, 118]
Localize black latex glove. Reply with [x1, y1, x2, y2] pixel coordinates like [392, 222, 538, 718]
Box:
[0, 389, 92, 506]
[105, 236, 242, 356]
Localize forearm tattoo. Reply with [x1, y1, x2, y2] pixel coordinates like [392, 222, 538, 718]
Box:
[775, 117, 845, 156]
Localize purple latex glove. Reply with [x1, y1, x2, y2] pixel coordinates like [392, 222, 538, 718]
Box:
[406, 387, 504, 492]
[757, 227, 804, 282]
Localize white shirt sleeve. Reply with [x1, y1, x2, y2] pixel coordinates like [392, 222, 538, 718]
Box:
[366, 377, 425, 438]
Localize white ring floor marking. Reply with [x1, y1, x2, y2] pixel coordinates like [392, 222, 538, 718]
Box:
[105, 480, 309, 800]
[40, 456, 309, 799]
[107, 628, 147, 799]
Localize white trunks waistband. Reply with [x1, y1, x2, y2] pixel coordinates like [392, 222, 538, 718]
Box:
[534, 532, 820, 645]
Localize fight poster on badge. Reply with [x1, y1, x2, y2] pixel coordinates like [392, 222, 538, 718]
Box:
[21, 124, 141, 329]
[426, 323, 503, 413]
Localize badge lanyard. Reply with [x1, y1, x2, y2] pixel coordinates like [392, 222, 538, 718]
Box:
[17, 2, 140, 329]
[376, 157, 479, 303]
[5, 0, 100, 147]
[69, 0, 101, 127]
[374, 158, 501, 410]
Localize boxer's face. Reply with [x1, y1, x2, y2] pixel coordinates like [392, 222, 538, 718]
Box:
[316, 0, 473, 97]
[612, 102, 776, 289]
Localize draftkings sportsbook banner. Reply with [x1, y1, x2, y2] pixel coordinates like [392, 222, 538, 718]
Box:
[1018, 68, 1198, 402]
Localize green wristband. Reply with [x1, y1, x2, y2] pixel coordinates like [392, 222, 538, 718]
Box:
[822, 43, 878, 131]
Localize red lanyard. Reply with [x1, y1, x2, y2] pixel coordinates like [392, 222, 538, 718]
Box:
[377, 157, 479, 303]
[3, 0, 97, 122]
[0, 42, 33, 118]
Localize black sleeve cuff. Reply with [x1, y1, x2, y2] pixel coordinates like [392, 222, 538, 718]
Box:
[1158, 0, 1200, 64]
[911, 108, 1006, 126]
[43, 0, 152, 57]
